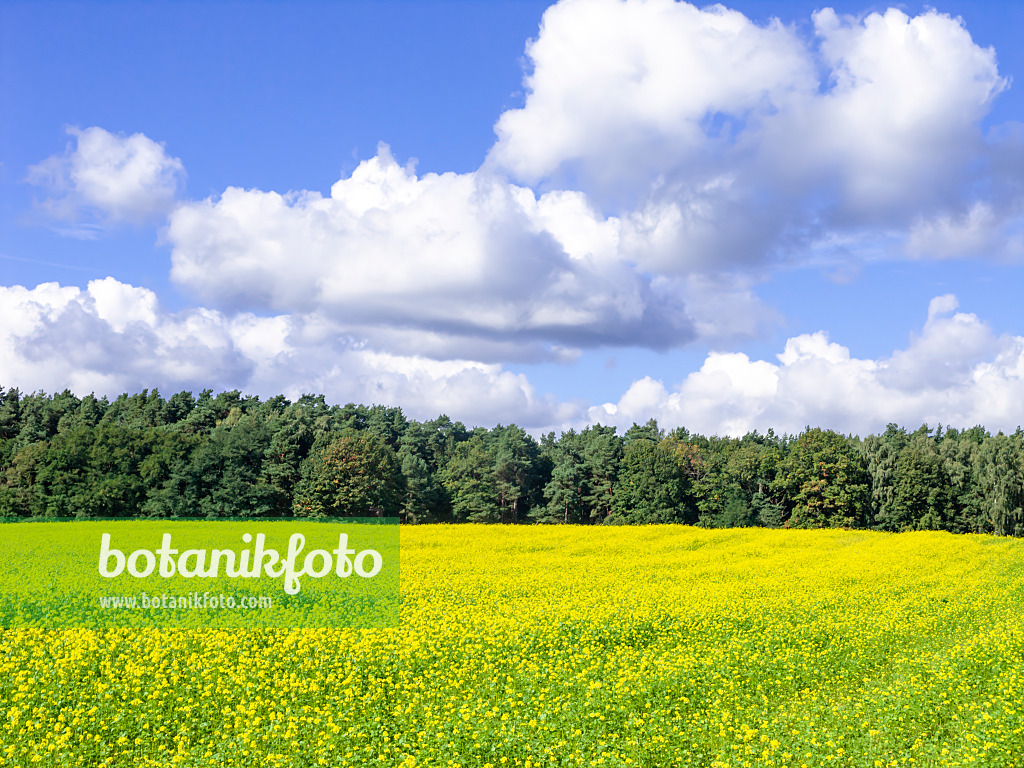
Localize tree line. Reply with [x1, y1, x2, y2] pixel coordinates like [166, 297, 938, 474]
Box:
[1, 386, 1022, 535]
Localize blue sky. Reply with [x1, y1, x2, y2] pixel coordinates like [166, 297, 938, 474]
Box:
[2, 0, 1023, 437]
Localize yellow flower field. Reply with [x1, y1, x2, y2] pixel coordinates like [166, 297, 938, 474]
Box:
[2, 526, 1023, 767]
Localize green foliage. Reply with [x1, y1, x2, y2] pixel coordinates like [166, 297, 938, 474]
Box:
[580, 424, 622, 523]
[1, 385, 1024, 536]
[858, 423, 908, 527]
[439, 432, 501, 523]
[751, 491, 784, 528]
[293, 431, 404, 518]
[492, 424, 543, 524]
[610, 429, 694, 525]
[668, 430, 782, 528]
[888, 440, 950, 531]
[939, 434, 985, 534]
[536, 429, 587, 524]
[0, 386, 21, 441]
[534, 424, 622, 524]
[398, 451, 440, 523]
[258, 405, 315, 516]
[775, 428, 871, 528]
[972, 433, 1024, 536]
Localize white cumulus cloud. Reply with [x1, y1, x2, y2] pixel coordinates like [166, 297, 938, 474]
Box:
[490, 0, 812, 190]
[583, 296, 1024, 437]
[26, 126, 185, 233]
[0, 279, 578, 429]
[10, 2, 1024, 438]
[166, 145, 694, 359]
[3, 283, 1023, 437]
[491, 1, 1017, 272]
